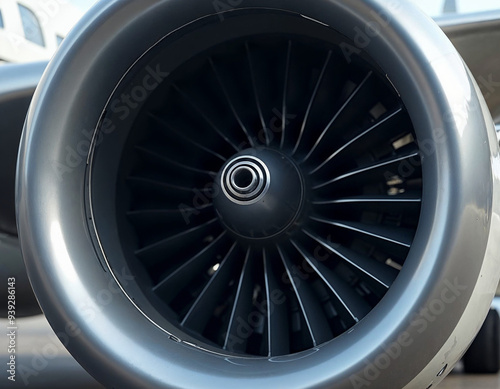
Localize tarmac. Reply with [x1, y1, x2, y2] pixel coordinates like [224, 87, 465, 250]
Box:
[0, 315, 496, 388]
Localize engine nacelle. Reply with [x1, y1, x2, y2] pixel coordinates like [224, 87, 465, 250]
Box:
[16, 1, 500, 388]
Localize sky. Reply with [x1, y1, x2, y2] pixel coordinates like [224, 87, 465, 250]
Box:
[68, 0, 97, 12]
[66, 0, 500, 17]
[409, 0, 500, 16]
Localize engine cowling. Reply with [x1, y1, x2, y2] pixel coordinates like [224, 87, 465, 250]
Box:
[17, 1, 500, 388]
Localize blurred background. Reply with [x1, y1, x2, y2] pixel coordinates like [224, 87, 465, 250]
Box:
[0, 0, 95, 63]
[1, 0, 500, 64]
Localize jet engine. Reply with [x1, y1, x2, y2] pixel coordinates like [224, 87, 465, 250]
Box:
[15, 1, 500, 388]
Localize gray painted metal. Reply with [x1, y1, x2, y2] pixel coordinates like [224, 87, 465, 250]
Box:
[439, 12, 500, 123]
[15, 1, 500, 388]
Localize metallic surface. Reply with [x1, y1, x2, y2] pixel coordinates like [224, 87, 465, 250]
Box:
[16, 1, 500, 388]
[221, 156, 270, 204]
[214, 148, 304, 239]
[0, 315, 103, 388]
[0, 312, 494, 389]
[439, 11, 500, 123]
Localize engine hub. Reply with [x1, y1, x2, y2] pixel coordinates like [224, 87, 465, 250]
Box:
[214, 149, 304, 240]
